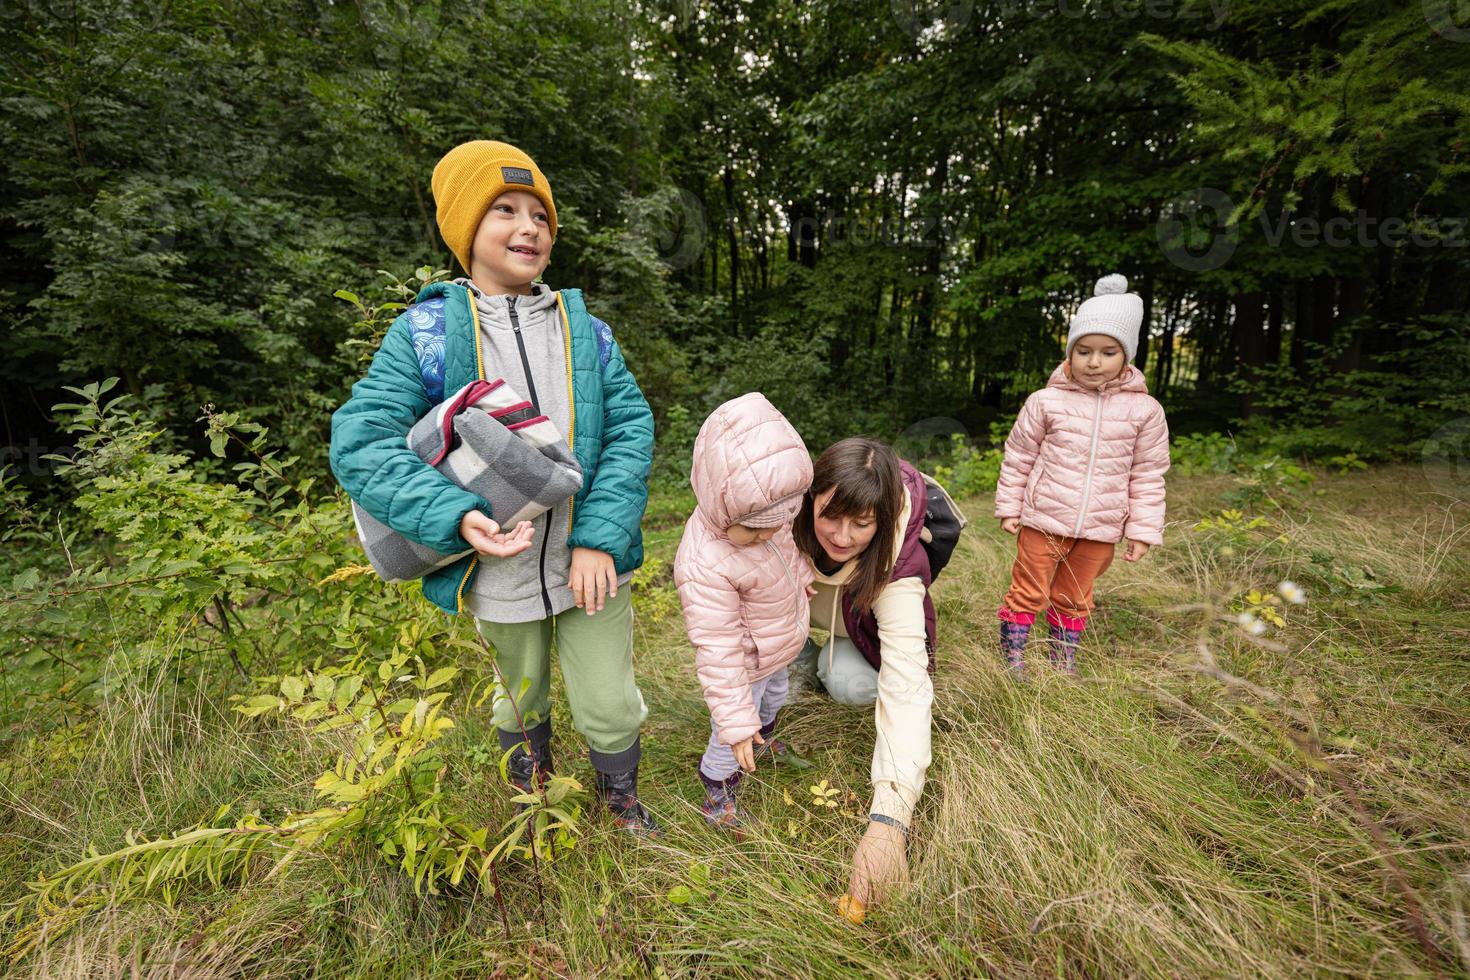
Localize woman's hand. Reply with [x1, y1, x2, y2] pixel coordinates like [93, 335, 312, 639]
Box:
[460, 511, 535, 558]
[731, 732, 765, 772]
[570, 547, 617, 613]
[1123, 539, 1151, 562]
[999, 517, 1020, 535]
[845, 819, 909, 910]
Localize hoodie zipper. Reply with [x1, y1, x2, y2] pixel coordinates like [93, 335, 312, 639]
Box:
[509, 295, 554, 619]
[1072, 389, 1104, 537]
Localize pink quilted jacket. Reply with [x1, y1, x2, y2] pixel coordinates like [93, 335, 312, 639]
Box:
[674, 393, 815, 745]
[994, 363, 1170, 545]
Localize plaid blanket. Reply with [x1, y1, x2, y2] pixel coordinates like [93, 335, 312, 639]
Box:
[350, 378, 584, 583]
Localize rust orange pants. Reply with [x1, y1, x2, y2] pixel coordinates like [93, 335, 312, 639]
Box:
[998, 526, 1115, 628]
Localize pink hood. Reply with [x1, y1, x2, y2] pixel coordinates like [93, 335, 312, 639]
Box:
[994, 363, 1170, 545]
[674, 393, 814, 745]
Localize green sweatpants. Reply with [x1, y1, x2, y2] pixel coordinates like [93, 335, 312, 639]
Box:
[474, 587, 648, 768]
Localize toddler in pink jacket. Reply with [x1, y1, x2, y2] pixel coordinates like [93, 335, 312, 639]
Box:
[993, 274, 1170, 675]
[674, 393, 814, 832]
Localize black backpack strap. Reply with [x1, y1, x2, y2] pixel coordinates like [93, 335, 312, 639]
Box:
[918, 471, 969, 580]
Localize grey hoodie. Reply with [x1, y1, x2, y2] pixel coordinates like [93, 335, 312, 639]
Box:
[454, 279, 631, 623]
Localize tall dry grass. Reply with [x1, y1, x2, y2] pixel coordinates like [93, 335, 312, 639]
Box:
[4, 466, 1468, 977]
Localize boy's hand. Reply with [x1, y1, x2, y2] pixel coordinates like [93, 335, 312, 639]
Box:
[731, 732, 765, 773]
[460, 511, 535, 558]
[1000, 517, 1021, 535]
[570, 547, 617, 614]
[1124, 539, 1151, 562]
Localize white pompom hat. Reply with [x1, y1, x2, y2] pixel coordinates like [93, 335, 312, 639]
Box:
[1067, 273, 1144, 361]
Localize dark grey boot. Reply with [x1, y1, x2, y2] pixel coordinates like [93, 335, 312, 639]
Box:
[498, 720, 554, 797]
[590, 737, 659, 835]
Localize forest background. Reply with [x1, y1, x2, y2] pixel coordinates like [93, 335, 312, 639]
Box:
[2, 1, 1470, 976]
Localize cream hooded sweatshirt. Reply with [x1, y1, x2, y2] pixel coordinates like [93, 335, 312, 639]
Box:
[808, 488, 932, 827]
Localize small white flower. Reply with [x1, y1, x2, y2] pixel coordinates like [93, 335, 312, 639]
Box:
[1278, 580, 1306, 605]
[1236, 611, 1267, 635]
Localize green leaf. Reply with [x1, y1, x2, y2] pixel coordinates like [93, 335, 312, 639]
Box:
[667, 885, 692, 905]
[334, 676, 363, 711]
[280, 676, 306, 703]
[293, 701, 329, 721]
[311, 673, 336, 702]
[234, 694, 283, 717]
[312, 713, 358, 734]
[333, 289, 360, 305]
[423, 667, 458, 690]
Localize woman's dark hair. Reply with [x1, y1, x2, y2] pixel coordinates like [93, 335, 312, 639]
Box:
[793, 437, 904, 615]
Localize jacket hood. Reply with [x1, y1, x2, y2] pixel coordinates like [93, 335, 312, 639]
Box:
[690, 393, 812, 533]
[454, 277, 560, 322]
[1047, 362, 1149, 395]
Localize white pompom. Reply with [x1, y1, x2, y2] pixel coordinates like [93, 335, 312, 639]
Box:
[1095, 274, 1128, 296]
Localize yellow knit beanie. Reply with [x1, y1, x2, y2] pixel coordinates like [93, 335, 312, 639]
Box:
[430, 140, 558, 272]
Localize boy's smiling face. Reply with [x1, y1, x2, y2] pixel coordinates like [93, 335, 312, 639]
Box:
[468, 190, 554, 295]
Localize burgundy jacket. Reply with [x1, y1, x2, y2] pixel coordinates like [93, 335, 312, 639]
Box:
[843, 460, 937, 673]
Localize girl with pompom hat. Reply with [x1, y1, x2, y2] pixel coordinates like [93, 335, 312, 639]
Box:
[991, 274, 1171, 676]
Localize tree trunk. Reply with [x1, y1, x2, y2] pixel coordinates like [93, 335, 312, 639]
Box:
[1232, 291, 1266, 416]
[1266, 286, 1283, 365]
[723, 167, 739, 316]
[1136, 272, 1154, 372]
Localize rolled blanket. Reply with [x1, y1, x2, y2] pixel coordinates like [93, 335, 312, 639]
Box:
[350, 378, 584, 583]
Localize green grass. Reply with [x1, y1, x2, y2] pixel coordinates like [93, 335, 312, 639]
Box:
[3, 466, 1468, 977]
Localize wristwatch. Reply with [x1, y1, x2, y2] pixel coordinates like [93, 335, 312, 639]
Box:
[868, 812, 909, 834]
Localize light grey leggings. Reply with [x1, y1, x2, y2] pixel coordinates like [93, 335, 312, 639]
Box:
[795, 636, 879, 705]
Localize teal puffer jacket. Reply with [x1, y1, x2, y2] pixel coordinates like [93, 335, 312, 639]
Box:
[329, 281, 654, 615]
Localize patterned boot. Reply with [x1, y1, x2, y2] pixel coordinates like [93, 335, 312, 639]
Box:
[499, 721, 554, 804]
[999, 617, 1032, 677]
[699, 770, 747, 836]
[1045, 610, 1084, 676]
[593, 765, 660, 835]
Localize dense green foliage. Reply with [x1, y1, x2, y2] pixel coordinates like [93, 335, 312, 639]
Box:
[3, 0, 1468, 477]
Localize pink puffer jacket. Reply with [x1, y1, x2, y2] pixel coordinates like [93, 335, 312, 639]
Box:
[674, 393, 815, 745]
[994, 363, 1170, 545]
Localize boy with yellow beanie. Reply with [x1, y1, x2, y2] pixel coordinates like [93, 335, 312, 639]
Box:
[330, 140, 659, 833]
